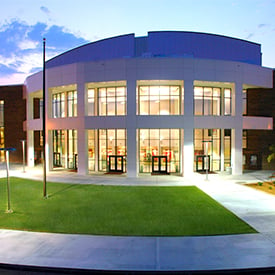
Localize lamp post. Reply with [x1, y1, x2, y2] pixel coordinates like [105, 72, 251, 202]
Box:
[42, 37, 47, 198]
[21, 140, 26, 173]
[202, 140, 212, 181]
[0, 147, 16, 213]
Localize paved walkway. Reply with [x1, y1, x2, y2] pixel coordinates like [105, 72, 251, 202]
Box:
[0, 166, 275, 272]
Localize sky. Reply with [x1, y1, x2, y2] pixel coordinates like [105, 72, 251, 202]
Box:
[0, 0, 275, 85]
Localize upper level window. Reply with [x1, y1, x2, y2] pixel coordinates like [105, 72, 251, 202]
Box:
[98, 87, 126, 116]
[194, 86, 231, 116]
[52, 92, 65, 118]
[67, 91, 77, 117]
[138, 85, 181, 115]
[52, 90, 77, 118]
[87, 85, 126, 116]
[224, 89, 231, 116]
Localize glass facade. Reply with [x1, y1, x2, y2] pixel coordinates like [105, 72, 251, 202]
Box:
[52, 90, 77, 118]
[87, 85, 126, 116]
[52, 129, 77, 169]
[138, 85, 181, 115]
[139, 129, 180, 173]
[88, 130, 95, 171]
[98, 129, 127, 171]
[194, 86, 232, 116]
[47, 80, 238, 176]
[194, 129, 231, 171]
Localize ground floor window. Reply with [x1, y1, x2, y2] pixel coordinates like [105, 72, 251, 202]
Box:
[194, 129, 231, 172]
[53, 129, 77, 170]
[139, 129, 180, 173]
[88, 129, 127, 172]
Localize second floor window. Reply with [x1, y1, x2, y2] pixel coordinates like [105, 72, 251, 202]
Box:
[138, 85, 181, 115]
[194, 87, 232, 116]
[87, 86, 126, 116]
[52, 90, 77, 118]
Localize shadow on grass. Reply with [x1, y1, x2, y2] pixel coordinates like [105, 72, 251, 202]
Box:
[47, 183, 79, 198]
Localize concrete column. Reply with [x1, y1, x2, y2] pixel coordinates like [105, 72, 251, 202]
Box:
[231, 81, 243, 175]
[27, 130, 35, 167]
[126, 77, 137, 178]
[76, 77, 88, 175]
[183, 79, 194, 177]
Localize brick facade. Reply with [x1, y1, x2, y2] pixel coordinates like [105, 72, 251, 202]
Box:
[0, 85, 26, 163]
[245, 70, 275, 170]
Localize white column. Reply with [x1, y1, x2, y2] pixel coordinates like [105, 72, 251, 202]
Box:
[76, 78, 88, 175]
[183, 79, 194, 177]
[27, 131, 35, 167]
[126, 77, 137, 178]
[231, 81, 243, 175]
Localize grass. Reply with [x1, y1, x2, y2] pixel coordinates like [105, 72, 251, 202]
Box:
[0, 177, 256, 236]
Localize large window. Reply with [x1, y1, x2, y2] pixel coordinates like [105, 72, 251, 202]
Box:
[52, 92, 65, 118]
[98, 129, 127, 171]
[87, 89, 95, 116]
[52, 89, 77, 118]
[67, 91, 77, 117]
[88, 130, 95, 171]
[87, 86, 126, 116]
[98, 87, 126, 116]
[224, 129, 231, 168]
[138, 85, 181, 115]
[194, 87, 232, 116]
[139, 129, 180, 173]
[52, 129, 77, 169]
[194, 129, 221, 171]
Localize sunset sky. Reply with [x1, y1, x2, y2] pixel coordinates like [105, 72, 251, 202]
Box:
[0, 0, 274, 85]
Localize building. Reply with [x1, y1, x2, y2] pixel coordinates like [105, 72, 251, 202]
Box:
[24, 31, 274, 177]
[0, 85, 26, 163]
[244, 71, 275, 170]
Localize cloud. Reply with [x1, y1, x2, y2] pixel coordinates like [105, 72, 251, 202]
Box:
[0, 19, 89, 85]
[40, 6, 50, 15]
[258, 24, 268, 28]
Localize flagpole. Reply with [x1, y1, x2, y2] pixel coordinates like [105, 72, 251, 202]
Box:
[43, 38, 47, 198]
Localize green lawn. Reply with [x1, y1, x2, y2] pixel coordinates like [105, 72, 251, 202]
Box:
[0, 177, 256, 236]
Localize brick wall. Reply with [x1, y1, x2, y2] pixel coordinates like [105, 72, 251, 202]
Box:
[246, 70, 275, 170]
[0, 85, 26, 163]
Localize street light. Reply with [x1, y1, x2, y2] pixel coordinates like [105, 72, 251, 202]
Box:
[42, 37, 47, 198]
[21, 140, 26, 173]
[0, 147, 16, 213]
[202, 140, 212, 181]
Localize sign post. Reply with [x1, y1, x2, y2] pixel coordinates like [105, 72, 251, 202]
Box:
[0, 148, 16, 213]
[202, 140, 212, 181]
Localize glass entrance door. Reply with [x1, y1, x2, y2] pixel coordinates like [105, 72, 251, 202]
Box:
[152, 156, 168, 174]
[108, 155, 124, 173]
[196, 155, 211, 172]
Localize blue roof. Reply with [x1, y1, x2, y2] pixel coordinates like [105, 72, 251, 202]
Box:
[46, 31, 262, 68]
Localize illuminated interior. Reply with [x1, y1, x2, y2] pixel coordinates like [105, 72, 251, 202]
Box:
[53, 129, 78, 169]
[194, 129, 231, 171]
[139, 129, 181, 173]
[88, 129, 127, 172]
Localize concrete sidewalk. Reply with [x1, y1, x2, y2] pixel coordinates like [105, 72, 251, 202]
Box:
[0, 167, 275, 272]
